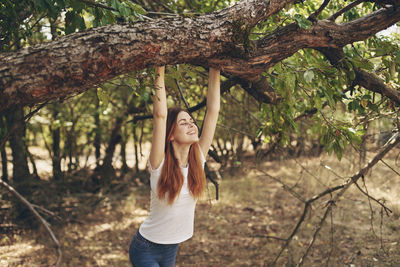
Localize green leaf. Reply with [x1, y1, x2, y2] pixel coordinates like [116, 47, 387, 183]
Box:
[70, 0, 85, 13]
[314, 95, 322, 110]
[118, 3, 130, 17]
[97, 87, 109, 107]
[349, 58, 374, 71]
[141, 92, 150, 102]
[287, 115, 299, 132]
[110, 0, 119, 10]
[293, 14, 312, 30]
[395, 51, 400, 64]
[367, 102, 379, 112]
[304, 70, 315, 83]
[124, 1, 146, 15]
[286, 72, 296, 91]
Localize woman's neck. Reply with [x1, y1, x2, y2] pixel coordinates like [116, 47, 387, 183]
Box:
[171, 142, 191, 167]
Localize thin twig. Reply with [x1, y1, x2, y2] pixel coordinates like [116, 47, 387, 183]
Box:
[253, 234, 287, 242]
[217, 123, 256, 138]
[328, 0, 365, 21]
[299, 200, 334, 266]
[309, 0, 331, 21]
[270, 201, 311, 266]
[147, 11, 178, 16]
[31, 204, 63, 221]
[325, 207, 334, 267]
[354, 180, 392, 215]
[256, 170, 306, 203]
[320, 162, 345, 181]
[175, 79, 190, 110]
[360, 176, 377, 236]
[379, 205, 387, 252]
[380, 159, 400, 177]
[293, 158, 328, 189]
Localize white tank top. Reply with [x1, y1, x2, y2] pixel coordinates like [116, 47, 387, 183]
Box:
[139, 149, 206, 244]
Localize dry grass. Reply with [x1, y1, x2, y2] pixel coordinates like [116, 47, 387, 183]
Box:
[1, 149, 400, 266]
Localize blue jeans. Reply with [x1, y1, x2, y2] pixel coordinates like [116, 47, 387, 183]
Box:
[129, 231, 179, 267]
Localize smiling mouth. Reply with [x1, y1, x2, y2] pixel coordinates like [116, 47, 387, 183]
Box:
[187, 131, 196, 135]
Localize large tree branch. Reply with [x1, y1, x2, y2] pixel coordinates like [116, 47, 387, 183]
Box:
[0, 0, 399, 111]
[250, 5, 400, 68]
[0, 0, 294, 111]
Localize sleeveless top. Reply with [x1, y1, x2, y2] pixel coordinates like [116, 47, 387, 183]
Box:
[138, 148, 206, 244]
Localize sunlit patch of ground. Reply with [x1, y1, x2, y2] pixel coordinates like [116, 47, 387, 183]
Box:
[1, 149, 400, 266]
[0, 240, 44, 266]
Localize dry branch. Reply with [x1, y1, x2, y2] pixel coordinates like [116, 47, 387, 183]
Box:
[0, 179, 62, 266]
[267, 133, 400, 266]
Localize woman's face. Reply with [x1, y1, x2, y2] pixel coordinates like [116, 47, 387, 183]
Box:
[171, 111, 199, 145]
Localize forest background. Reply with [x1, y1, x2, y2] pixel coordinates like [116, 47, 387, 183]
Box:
[1, 0, 400, 266]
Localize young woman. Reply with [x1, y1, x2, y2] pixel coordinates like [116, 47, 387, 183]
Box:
[129, 65, 220, 267]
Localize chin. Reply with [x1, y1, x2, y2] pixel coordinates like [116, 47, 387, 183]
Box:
[190, 137, 199, 144]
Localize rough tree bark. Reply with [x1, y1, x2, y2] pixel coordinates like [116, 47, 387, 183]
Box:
[0, 0, 399, 110]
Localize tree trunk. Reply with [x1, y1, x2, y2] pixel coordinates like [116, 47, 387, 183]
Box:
[93, 116, 124, 185]
[120, 126, 129, 175]
[0, 116, 8, 182]
[1, 146, 7, 181]
[26, 146, 39, 180]
[66, 128, 74, 172]
[65, 106, 79, 172]
[1, 0, 399, 110]
[133, 125, 140, 173]
[4, 106, 33, 223]
[94, 96, 101, 168]
[50, 106, 63, 180]
[4, 106, 31, 187]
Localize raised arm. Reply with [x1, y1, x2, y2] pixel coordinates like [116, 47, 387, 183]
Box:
[149, 66, 167, 170]
[199, 67, 220, 156]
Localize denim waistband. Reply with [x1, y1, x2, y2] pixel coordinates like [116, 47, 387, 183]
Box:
[137, 230, 163, 246]
[136, 230, 178, 246]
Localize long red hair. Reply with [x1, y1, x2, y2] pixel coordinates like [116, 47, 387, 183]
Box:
[157, 107, 206, 204]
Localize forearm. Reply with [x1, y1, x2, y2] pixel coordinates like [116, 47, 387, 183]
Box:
[207, 67, 220, 112]
[153, 66, 167, 118]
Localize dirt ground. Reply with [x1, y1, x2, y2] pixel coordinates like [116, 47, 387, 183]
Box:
[1, 149, 400, 266]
